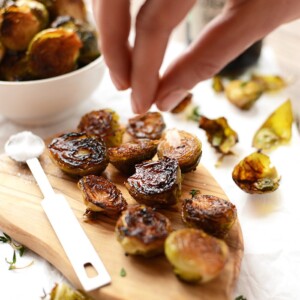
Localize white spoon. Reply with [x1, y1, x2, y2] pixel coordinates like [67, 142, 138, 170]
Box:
[5, 131, 111, 292]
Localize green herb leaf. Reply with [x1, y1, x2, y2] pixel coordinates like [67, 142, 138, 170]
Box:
[189, 189, 200, 197]
[235, 295, 247, 300]
[120, 267, 127, 277]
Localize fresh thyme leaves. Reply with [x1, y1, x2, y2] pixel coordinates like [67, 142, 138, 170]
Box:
[235, 295, 247, 300]
[186, 106, 201, 122]
[189, 189, 200, 197]
[120, 267, 127, 277]
[0, 232, 33, 270]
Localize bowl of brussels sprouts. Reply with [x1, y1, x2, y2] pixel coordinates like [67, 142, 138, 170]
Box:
[0, 0, 105, 125]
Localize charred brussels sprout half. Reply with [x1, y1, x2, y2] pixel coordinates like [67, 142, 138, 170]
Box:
[225, 79, 263, 110]
[77, 109, 124, 148]
[51, 15, 100, 66]
[164, 228, 229, 283]
[0, 0, 48, 51]
[48, 132, 109, 177]
[78, 175, 127, 217]
[232, 151, 280, 194]
[115, 204, 172, 257]
[182, 194, 237, 238]
[108, 139, 159, 176]
[157, 129, 202, 173]
[126, 111, 166, 140]
[0, 40, 5, 63]
[199, 116, 238, 155]
[27, 27, 82, 78]
[49, 282, 92, 300]
[125, 157, 182, 207]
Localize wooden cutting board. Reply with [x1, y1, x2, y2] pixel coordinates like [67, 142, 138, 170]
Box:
[0, 150, 243, 300]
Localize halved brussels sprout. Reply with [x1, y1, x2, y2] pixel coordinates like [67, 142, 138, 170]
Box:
[157, 128, 202, 173]
[0, 0, 48, 51]
[108, 139, 159, 175]
[115, 204, 172, 257]
[252, 100, 293, 151]
[251, 74, 286, 92]
[232, 151, 280, 194]
[126, 111, 166, 140]
[51, 15, 100, 66]
[49, 282, 92, 300]
[182, 194, 237, 238]
[125, 156, 182, 207]
[225, 79, 264, 110]
[77, 109, 124, 148]
[164, 228, 229, 283]
[171, 92, 193, 114]
[78, 175, 127, 217]
[199, 115, 238, 155]
[27, 27, 82, 78]
[48, 132, 109, 177]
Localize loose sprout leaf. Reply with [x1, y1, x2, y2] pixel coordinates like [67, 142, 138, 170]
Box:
[232, 151, 280, 194]
[199, 116, 238, 155]
[171, 92, 193, 114]
[252, 99, 293, 150]
[251, 74, 286, 92]
[212, 76, 225, 93]
[49, 282, 93, 300]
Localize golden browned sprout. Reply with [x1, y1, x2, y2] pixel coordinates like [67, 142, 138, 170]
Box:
[232, 151, 280, 194]
[51, 15, 100, 66]
[115, 204, 172, 257]
[125, 156, 181, 207]
[225, 79, 264, 110]
[251, 74, 286, 92]
[108, 139, 159, 175]
[171, 92, 193, 114]
[48, 132, 109, 177]
[182, 194, 237, 238]
[77, 109, 124, 148]
[199, 115, 238, 155]
[27, 27, 82, 78]
[252, 99, 293, 151]
[164, 228, 229, 283]
[212, 76, 224, 93]
[49, 282, 93, 300]
[126, 111, 166, 140]
[78, 175, 127, 217]
[0, 0, 48, 51]
[0, 40, 5, 63]
[157, 128, 202, 173]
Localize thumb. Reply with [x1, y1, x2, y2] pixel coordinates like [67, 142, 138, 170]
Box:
[155, 0, 295, 111]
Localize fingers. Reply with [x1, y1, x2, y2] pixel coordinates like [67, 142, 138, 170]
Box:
[155, 0, 296, 111]
[93, 0, 131, 90]
[131, 0, 196, 113]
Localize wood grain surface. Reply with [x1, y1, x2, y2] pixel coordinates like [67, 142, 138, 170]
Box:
[0, 151, 243, 300]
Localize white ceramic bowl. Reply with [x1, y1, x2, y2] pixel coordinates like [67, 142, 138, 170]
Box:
[0, 56, 105, 126]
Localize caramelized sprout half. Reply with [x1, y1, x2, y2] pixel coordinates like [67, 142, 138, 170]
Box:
[115, 204, 172, 257]
[165, 228, 229, 283]
[157, 129, 202, 173]
[232, 151, 280, 194]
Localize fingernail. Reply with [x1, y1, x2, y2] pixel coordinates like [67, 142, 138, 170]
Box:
[131, 92, 142, 114]
[159, 90, 189, 111]
[110, 72, 127, 91]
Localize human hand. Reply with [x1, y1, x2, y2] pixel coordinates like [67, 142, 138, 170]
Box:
[92, 0, 300, 114]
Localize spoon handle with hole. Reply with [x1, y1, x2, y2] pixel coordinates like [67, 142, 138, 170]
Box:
[26, 158, 111, 291]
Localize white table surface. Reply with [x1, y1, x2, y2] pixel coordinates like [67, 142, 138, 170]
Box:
[0, 42, 300, 300]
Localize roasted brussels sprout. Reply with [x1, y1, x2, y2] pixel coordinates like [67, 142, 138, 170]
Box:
[0, 40, 5, 63]
[108, 139, 159, 175]
[0, 0, 48, 51]
[225, 79, 263, 110]
[49, 282, 92, 300]
[48, 132, 109, 177]
[182, 194, 237, 238]
[164, 228, 229, 283]
[77, 109, 124, 148]
[232, 151, 280, 194]
[115, 204, 172, 257]
[125, 156, 181, 207]
[126, 111, 166, 140]
[78, 175, 127, 217]
[199, 115, 238, 155]
[252, 99, 293, 151]
[27, 27, 82, 78]
[51, 15, 100, 66]
[157, 129, 202, 173]
[251, 74, 286, 92]
[171, 92, 193, 114]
